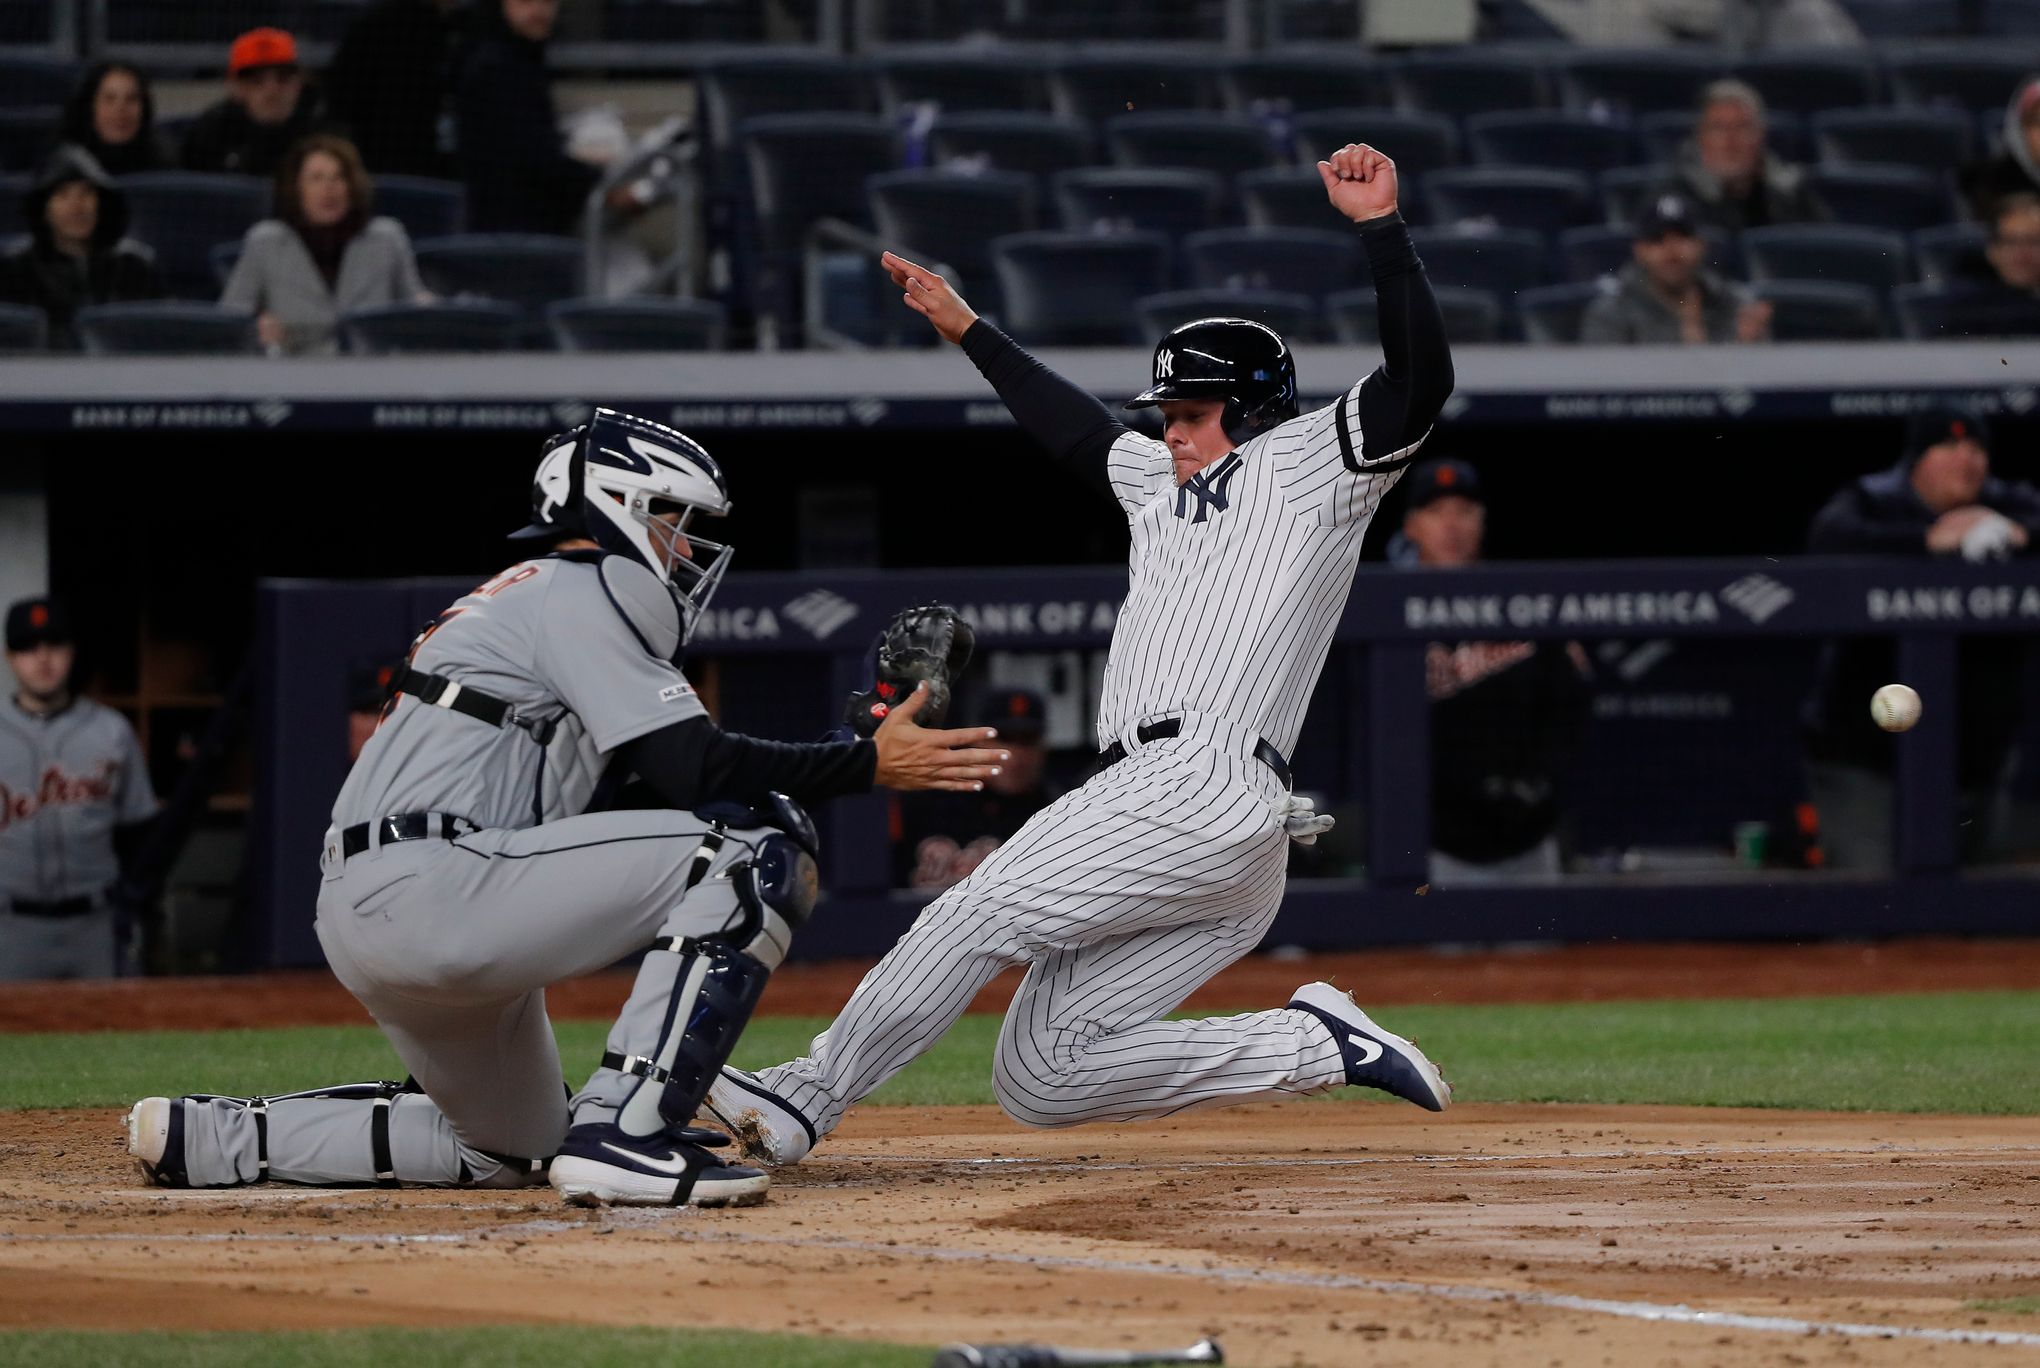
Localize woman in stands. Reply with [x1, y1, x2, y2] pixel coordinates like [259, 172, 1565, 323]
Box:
[57, 62, 172, 177]
[220, 133, 430, 355]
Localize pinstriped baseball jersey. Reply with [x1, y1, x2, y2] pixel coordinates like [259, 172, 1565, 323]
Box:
[1098, 383, 1427, 759]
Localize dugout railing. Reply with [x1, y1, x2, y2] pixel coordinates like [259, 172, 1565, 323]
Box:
[249, 557, 2040, 968]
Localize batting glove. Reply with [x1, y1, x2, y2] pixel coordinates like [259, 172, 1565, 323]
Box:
[1278, 793, 1336, 846]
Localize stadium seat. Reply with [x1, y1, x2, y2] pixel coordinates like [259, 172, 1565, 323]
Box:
[1465, 111, 1643, 176]
[0, 302, 45, 351]
[1557, 49, 1722, 117]
[1636, 108, 1811, 165]
[0, 54, 77, 108]
[546, 297, 729, 352]
[1517, 280, 1613, 344]
[1222, 52, 1390, 114]
[1410, 226, 1549, 299]
[1328, 284, 1502, 345]
[1425, 168, 1593, 235]
[74, 301, 257, 354]
[991, 230, 1171, 346]
[1182, 227, 1362, 296]
[1391, 51, 1551, 117]
[0, 171, 23, 238]
[928, 112, 1093, 182]
[339, 301, 526, 354]
[1290, 109, 1459, 185]
[874, 52, 1047, 114]
[698, 52, 877, 156]
[1885, 48, 2036, 115]
[1910, 222, 1990, 283]
[1747, 280, 1886, 340]
[1804, 166, 1957, 233]
[868, 168, 1038, 306]
[373, 175, 467, 241]
[1048, 53, 1220, 124]
[413, 234, 584, 311]
[741, 114, 899, 256]
[208, 240, 240, 290]
[1556, 223, 1737, 282]
[1237, 167, 1343, 231]
[0, 107, 57, 172]
[1812, 109, 1972, 174]
[1742, 224, 1911, 292]
[1106, 113, 1280, 178]
[1134, 288, 1318, 342]
[1731, 51, 1880, 114]
[117, 172, 270, 299]
[1596, 165, 1667, 225]
[1052, 167, 1224, 246]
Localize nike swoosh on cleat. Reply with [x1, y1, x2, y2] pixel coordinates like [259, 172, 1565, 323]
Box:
[1347, 1033, 1386, 1066]
[599, 1142, 692, 1176]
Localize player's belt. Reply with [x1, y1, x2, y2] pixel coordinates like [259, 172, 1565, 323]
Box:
[339, 811, 480, 859]
[1097, 718, 1292, 789]
[7, 895, 94, 918]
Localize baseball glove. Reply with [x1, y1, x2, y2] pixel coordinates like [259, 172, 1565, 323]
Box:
[842, 603, 975, 738]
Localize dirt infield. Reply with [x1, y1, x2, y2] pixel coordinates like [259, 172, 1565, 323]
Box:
[3, 939, 2039, 1366]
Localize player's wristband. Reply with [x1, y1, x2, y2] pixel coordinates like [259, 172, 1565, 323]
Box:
[1356, 211, 1419, 280]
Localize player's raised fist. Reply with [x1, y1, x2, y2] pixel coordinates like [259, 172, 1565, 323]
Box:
[1317, 143, 1399, 223]
[881, 250, 980, 346]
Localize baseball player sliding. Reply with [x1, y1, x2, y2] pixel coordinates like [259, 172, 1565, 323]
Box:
[124, 411, 1007, 1205]
[705, 143, 1456, 1163]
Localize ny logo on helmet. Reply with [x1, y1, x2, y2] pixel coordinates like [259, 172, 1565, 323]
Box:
[1155, 349, 1174, 379]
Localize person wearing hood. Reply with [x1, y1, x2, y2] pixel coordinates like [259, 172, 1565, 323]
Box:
[1578, 192, 1772, 345]
[452, 0, 601, 233]
[1962, 77, 2040, 220]
[181, 28, 337, 179]
[220, 133, 429, 355]
[56, 62, 171, 176]
[1657, 80, 1828, 236]
[0, 146, 162, 349]
[1801, 406, 2040, 871]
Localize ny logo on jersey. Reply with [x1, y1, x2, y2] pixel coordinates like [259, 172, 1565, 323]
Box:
[1173, 452, 1243, 524]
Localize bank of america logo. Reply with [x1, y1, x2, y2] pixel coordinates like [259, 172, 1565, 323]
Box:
[251, 400, 293, 427]
[1722, 574, 1795, 624]
[784, 590, 859, 640]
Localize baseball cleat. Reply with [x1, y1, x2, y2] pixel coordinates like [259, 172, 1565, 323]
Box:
[702, 1067, 817, 1167]
[125, 1096, 189, 1187]
[549, 1121, 769, 1208]
[1288, 982, 1452, 1112]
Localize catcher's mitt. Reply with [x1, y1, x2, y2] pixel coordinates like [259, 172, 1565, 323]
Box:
[842, 603, 975, 738]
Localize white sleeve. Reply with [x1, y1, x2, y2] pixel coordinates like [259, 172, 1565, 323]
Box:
[1105, 430, 1173, 518]
[1269, 381, 1430, 526]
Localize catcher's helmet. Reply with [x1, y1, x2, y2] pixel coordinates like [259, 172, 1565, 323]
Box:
[1124, 316, 1299, 443]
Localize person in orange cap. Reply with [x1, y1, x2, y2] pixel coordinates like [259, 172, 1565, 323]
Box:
[180, 28, 336, 177]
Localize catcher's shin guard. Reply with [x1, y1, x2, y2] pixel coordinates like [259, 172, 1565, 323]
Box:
[608, 801, 818, 1140]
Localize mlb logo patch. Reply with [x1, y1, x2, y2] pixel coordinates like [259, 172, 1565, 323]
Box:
[659, 683, 691, 703]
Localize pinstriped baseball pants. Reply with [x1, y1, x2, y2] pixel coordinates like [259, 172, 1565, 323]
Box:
[760, 735, 1350, 1133]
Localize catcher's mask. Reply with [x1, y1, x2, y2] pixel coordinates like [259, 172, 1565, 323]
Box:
[1124, 316, 1299, 445]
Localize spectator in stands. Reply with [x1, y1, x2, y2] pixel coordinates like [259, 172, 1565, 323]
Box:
[1392, 460, 1592, 885]
[1802, 406, 2040, 870]
[1661, 80, 1827, 235]
[453, 0, 602, 234]
[220, 134, 429, 355]
[1962, 76, 2040, 219]
[1579, 192, 1772, 345]
[0, 147, 161, 350]
[325, 0, 464, 177]
[181, 28, 333, 178]
[57, 62, 170, 176]
[1931, 192, 2040, 338]
[895, 690, 1058, 892]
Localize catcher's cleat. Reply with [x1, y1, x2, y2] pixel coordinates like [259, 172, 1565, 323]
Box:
[548, 1121, 769, 1208]
[1288, 983, 1452, 1113]
[703, 1067, 816, 1166]
[125, 1097, 188, 1187]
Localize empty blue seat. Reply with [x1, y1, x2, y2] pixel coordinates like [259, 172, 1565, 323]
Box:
[1052, 167, 1223, 245]
[340, 301, 526, 353]
[1558, 50, 1722, 117]
[1886, 48, 2036, 114]
[0, 171, 24, 239]
[1636, 108, 1811, 165]
[1517, 280, 1614, 343]
[990, 229, 1171, 346]
[1465, 111, 1643, 176]
[1805, 166, 1957, 233]
[1391, 51, 1550, 117]
[868, 168, 1038, 304]
[1183, 227, 1362, 296]
[373, 175, 467, 241]
[1747, 280, 1886, 340]
[1910, 222, 1990, 283]
[1134, 288, 1318, 342]
[1048, 54, 1220, 124]
[0, 107, 57, 172]
[1731, 51, 1880, 114]
[1813, 108, 1973, 173]
[118, 172, 269, 299]
[699, 52, 877, 156]
[1107, 112, 1280, 178]
[1290, 109, 1459, 184]
[74, 301, 257, 354]
[413, 233, 584, 311]
[1742, 224, 1911, 291]
[1237, 167, 1342, 231]
[0, 302, 46, 351]
[1596, 165, 1668, 225]
[1425, 167, 1593, 235]
[546, 297, 729, 352]
[0, 55, 77, 109]
[875, 52, 1046, 114]
[1223, 52, 1389, 114]
[928, 112, 1092, 181]
[1328, 284, 1502, 345]
[742, 114, 898, 257]
[208, 240, 240, 290]
[1411, 226, 1549, 299]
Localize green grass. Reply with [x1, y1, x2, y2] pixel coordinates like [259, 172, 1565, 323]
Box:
[0, 1328, 927, 1367]
[4, 991, 2036, 1115]
[1970, 1297, 2040, 1315]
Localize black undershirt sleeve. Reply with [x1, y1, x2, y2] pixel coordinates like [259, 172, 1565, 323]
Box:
[618, 716, 877, 810]
[959, 319, 1128, 492]
[1354, 212, 1456, 459]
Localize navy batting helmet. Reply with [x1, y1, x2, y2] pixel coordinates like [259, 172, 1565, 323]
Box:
[1124, 317, 1299, 442]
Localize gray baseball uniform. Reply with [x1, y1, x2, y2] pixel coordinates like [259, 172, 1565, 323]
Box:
[0, 694, 156, 980]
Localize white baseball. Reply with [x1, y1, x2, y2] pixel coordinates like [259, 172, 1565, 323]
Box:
[1871, 683, 1922, 733]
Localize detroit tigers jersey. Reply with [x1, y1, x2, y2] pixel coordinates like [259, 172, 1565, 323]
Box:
[0, 695, 156, 902]
[332, 554, 705, 833]
[1097, 382, 1424, 760]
